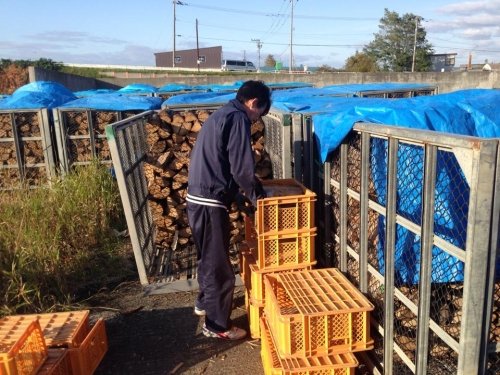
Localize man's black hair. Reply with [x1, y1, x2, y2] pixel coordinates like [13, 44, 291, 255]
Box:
[236, 80, 272, 116]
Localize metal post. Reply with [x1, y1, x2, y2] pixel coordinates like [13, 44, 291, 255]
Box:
[289, 0, 294, 74]
[252, 38, 263, 72]
[415, 144, 437, 375]
[411, 17, 418, 72]
[383, 137, 398, 375]
[173, 1, 176, 68]
[196, 18, 200, 73]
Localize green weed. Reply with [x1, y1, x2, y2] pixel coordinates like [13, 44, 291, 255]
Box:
[0, 161, 133, 316]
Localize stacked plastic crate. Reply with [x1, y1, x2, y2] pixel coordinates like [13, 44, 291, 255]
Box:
[261, 268, 375, 374]
[0, 310, 107, 375]
[240, 179, 317, 340]
[241, 179, 375, 374]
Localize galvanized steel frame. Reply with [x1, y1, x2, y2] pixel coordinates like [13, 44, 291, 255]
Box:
[53, 107, 129, 174]
[106, 111, 157, 285]
[323, 122, 499, 374]
[0, 108, 56, 188]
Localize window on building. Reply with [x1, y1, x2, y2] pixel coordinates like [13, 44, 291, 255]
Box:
[175, 56, 182, 63]
[198, 56, 206, 63]
[445, 55, 455, 66]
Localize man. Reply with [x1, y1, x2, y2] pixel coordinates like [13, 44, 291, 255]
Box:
[186, 80, 271, 340]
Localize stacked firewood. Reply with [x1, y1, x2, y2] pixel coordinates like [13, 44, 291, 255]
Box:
[143, 108, 273, 252]
[0, 112, 47, 187]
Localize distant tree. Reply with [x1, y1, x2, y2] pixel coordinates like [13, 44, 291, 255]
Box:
[363, 9, 433, 72]
[33, 58, 63, 71]
[344, 51, 378, 72]
[265, 54, 277, 68]
[0, 58, 63, 71]
[316, 64, 339, 73]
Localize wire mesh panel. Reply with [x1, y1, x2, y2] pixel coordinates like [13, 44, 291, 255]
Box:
[53, 108, 141, 174]
[325, 123, 499, 375]
[106, 106, 275, 287]
[0, 109, 56, 189]
[106, 111, 157, 285]
[358, 86, 437, 99]
[262, 110, 294, 180]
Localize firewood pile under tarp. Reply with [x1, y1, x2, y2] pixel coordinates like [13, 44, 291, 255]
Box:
[142, 107, 272, 279]
[0, 109, 56, 189]
[54, 109, 142, 172]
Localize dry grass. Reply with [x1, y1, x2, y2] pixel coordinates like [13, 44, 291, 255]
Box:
[0, 161, 134, 316]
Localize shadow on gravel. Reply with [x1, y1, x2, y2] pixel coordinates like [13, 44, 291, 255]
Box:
[95, 294, 251, 375]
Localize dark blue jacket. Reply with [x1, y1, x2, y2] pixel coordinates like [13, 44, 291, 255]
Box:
[187, 99, 262, 207]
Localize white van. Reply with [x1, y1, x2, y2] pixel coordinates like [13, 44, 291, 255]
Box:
[221, 59, 257, 72]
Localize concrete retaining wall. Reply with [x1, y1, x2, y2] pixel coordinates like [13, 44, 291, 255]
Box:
[30, 66, 499, 94]
[29, 67, 121, 92]
[98, 70, 499, 94]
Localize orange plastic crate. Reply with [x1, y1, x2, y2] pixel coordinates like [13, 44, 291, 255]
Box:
[264, 268, 374, 358]
[260, 318, 358, 375]
[257, 179, 316, 234]
[0, 318, 48, 375]
[257, 229, 316, 270]
[36, 349, 71, 375]
[244, 216, 257, 244]
[67, 319, 107, 375]
[248, 298, 265, 339]
[0, 311, 90, 349]
[240, 246, 256, 291]
[248, 262, 316, 304]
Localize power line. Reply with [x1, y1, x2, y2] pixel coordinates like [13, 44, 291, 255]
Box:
[181, 1, 378, 21]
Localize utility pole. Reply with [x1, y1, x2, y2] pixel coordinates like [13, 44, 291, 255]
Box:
[173, 1, 176, 67]
[411, 16, 419, 72]
[196, 18, 200, 73]
[289, 0, 295, 74]
[173, 1, 186, 68]
[251, 39, 263, 72]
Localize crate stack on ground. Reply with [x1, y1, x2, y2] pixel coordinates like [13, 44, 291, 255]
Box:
[239, 179, 317, 340]
[0, 310, 107, 375]
[261, 268, 375, 374]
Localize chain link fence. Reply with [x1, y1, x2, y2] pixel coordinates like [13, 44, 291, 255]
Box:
[323, 124, 499, 374]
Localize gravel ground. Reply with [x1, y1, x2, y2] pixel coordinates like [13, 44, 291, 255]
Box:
[90, 281, 264, 375]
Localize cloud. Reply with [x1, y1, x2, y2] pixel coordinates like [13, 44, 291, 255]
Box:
[437, 0, 500, 15]
[0, 37, 157, 65]
[26, 31, 125, 45]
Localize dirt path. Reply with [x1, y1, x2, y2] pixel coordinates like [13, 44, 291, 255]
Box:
[90, 282, 264, 375]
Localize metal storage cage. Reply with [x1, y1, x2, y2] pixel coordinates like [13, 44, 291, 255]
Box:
[106, 103, 270, 290]
[261, 110, 295, 180]
[106, 111, 158, 285]
[0, 108, 57, 189]
[156, 90, 204, 101]
[322, 123, 499, 374]
[357, 85, 438, 98]
[53, 108, 142, 174]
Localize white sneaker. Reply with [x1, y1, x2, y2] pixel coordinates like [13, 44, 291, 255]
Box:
[194, 306, 206, 316]
[202, 324, 247, 340]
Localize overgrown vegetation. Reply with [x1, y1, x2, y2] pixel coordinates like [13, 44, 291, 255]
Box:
[0, 58, 63, 71]
[0, 162, 134, 316]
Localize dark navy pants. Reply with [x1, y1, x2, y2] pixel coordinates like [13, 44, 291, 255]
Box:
[187, 202, 235, 332]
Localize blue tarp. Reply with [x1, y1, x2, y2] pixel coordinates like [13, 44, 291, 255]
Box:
[312, 89, 500, 162]
[157, 83, 196, 93]
[321, 82, 434, 96]
[308, 88, 500, 284]
[117, 83, 158, 94]
[73, 89, 117, 98]
[267, 81, 314, 89]
[58, 93, 163, 111]
[0, 81, 77, 109]
[162, 92, 236, 108]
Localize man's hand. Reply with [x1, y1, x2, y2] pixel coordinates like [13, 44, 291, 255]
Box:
[235, 193, 255, 217]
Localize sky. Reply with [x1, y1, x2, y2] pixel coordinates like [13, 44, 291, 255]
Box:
[1, 0, 499, 69]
